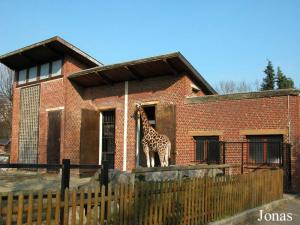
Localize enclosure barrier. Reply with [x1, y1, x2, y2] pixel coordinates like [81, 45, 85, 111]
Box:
[0, 169, 283, 225]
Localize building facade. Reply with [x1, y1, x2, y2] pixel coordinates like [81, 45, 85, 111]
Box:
[0, 37, 299, 191]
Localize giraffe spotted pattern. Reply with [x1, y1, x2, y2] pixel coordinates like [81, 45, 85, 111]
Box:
[136, 103, 171, 167]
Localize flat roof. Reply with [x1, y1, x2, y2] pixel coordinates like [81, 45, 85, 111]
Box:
[69, 52, 217, 95]
[185, 89, 300, 104]
[0, 36, 102, 70]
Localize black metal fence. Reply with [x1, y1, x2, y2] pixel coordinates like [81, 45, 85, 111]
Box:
[192, 141, 291, 191]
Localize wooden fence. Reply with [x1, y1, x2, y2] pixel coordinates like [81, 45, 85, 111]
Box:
[0, 169, 283, 225]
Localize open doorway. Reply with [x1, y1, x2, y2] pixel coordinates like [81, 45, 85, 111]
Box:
[137, 105, 161, 167]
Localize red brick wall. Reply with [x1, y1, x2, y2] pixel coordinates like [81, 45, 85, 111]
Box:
[63, 56, 92, 164]
[84, 74, 193, 170]
[38, 78, 64, 163]
[9, 55, 300, 191]
[178, 92, 300, 190]
[10, 55, 90, 164]
[292, 95, 300, 190]
[10, 81, 20, 162]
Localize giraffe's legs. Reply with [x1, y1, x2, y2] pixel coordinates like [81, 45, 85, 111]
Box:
[164, 144, 170, 167]
[143, 144, 150, 168]
[145, 151, 150, 168]
[158, 152, 165, 167]
[164, 150, 169, 167]
[150, 151, 155, 167]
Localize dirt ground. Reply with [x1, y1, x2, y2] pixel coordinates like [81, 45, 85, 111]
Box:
[0, 170, 97, 193]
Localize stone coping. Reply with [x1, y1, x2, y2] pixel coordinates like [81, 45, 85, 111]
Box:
[132, 164, 236, 174]
[186, 89, 299, 104]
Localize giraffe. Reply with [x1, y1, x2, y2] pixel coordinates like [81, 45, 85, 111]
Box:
[135, 103, 171, 167]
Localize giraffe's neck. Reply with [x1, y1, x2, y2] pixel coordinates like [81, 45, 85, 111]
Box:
[139, 108, 152, 134]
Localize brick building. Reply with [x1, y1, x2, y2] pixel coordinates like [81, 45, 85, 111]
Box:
[0, 37, 299, 191]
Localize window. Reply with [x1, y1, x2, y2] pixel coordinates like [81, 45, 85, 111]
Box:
[28, 66, 37, 82]
[247, 135, 283, 165]
[195, 136, 220, 164]
[17, 59, 63, 85]
[18, 69, 27, 85]
[52, 59, 62, 77]
[143, 106, 156, 127]
[40, 63, 50, 80]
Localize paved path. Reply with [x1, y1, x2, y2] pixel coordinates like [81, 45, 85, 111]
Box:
[237, 196, 300, 225]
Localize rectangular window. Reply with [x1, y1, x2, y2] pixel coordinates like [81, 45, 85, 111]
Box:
[40, 63, 50, 80]
[18, 69, 27, 85]
[195, 136, 220, 164]
[51, 59, 62, 77]
[101, 110, 116, 169]
[247, 135, 283, 165]
[28, 66, 37, 82]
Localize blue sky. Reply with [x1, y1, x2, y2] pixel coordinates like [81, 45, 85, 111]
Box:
[0, 0, 299, 88]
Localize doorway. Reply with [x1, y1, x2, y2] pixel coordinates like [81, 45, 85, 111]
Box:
[137, 105, 161, 167]
[100, 110, 116, 169]
[47, 110, 61, 168]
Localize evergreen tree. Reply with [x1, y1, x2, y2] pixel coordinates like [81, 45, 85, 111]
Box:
[261, 60, 275, 90]
[276, 67, 295, 89]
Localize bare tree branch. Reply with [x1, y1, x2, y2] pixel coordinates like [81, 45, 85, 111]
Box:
[0, 63, 14, 138]
[214, 80, 256, 94]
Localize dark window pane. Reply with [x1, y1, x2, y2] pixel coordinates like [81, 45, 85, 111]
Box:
[249, 141, 264, 163]
[266, 136, 282, 164]
[247, 135, 283, 164]
[195, 139, 205, 161]
[207, 141, 220, 163]
[102, 110, 115, 169]
[195, 136, 219, 163]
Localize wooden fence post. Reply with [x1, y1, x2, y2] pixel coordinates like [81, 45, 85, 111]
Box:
[61, 159, 71, 193]
[101, 161, 109, 188]
[60, 159, 70, 224]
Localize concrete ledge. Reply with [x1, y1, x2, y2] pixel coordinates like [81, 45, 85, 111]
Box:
[240, 129, 288, 135]
[207, 194, 298, 225]
[132, 164, 233, 174]
[186, 89, 299, 104]
[188, 130, 224, 136]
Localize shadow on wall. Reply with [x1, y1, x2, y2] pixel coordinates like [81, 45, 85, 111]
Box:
[80, 75, 181, 101]
[292, 141, 300, 192]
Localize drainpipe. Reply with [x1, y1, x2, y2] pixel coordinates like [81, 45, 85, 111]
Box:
[136, 116, 140, 167]
[287, 95, 291, 143]
[123, 81, 129, 171]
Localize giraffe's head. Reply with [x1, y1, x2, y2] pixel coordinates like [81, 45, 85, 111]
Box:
[133, 102, 143, 119]
[135, 102, 143, 113]
[135, 102, 142, 110]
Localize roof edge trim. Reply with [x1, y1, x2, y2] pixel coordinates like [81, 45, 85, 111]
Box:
[0, 36, 102, 67]
[185, 88, 300, 104]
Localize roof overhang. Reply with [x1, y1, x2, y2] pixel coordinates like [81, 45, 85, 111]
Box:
[69, 52, 217, 95]
[0, 36, 102, 70]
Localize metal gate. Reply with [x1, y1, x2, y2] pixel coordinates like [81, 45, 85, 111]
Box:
[101, 110, 115, 169]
